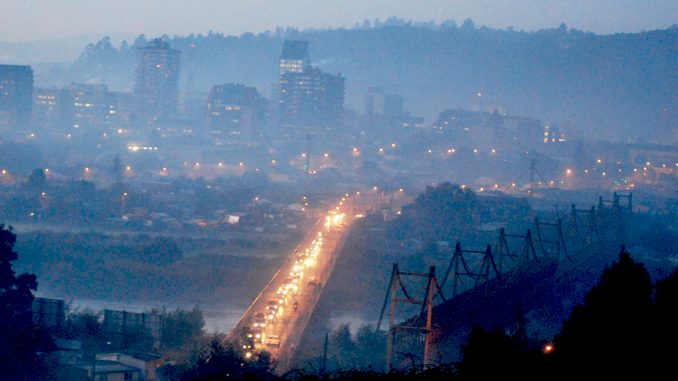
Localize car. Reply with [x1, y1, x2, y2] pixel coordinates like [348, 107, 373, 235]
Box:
[253, 315, 267, 327]
[267, 300, 279, 309]
[266, 335, 280, 348]
[251, 326, 264, 343]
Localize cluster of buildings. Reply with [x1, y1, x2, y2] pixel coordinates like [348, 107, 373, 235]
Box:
[0, 38, 350, 142]
[32, 297, 163, 381]
[2, 38, 182, 135]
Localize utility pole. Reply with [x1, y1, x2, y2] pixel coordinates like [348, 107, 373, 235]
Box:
[529, 158, 536, 196]
[422, 266, 435, 369]
[386, 263, 398, 371]
[321, 332, 328, 377]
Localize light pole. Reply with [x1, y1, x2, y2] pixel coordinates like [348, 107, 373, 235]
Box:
[121, 192, 128, 219]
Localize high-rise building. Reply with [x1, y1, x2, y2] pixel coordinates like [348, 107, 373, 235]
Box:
[62, 83, 108, 130]
[0, 64, 33, 129]
[205, 83, 266, 141]
[277, 40, 344, 132]
[279, 40, 310, 75]
[134, 38, 181, 124]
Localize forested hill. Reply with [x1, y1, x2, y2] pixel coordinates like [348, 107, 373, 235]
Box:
[38, 21, 677, 142]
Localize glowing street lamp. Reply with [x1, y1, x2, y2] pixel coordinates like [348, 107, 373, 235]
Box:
[542, 343, 554, 354]
[121, 192, 128, 218]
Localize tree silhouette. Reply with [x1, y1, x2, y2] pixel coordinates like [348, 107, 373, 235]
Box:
[27, 168, 46, 190]
[554, 246, 653, 378]
[458, 327, 513, 379]
[0, 224, 48, 380]
[164, 339, 274, 381]
[653, 266, 678, 376]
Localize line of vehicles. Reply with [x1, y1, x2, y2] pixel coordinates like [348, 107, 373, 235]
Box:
[239, 231, 326, 358]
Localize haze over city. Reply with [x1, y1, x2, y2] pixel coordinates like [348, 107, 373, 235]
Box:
[0, 2, 676, 380]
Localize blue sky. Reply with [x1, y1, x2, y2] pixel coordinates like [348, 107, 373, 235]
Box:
[1, 0, 676, 42]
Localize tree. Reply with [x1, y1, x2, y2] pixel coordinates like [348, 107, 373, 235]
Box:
[458, 327, 513, 379]
[0, 224, 48, 380]
[172, 339, 274, 381]
[329, 324, 357, 370]
[354, 325, 386, 370]
[653, 267, 678, 376]
[27, 168, 46, 190]
[554, 247, 653, 378]
[161, 307, 205, 352]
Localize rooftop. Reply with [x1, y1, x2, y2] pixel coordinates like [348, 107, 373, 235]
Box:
[280, 40, 309, 60]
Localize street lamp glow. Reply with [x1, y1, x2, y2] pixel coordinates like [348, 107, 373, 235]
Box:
[543, 343, 554, 354]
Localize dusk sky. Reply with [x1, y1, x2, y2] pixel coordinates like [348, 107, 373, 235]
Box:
[1, 0, 677, 43]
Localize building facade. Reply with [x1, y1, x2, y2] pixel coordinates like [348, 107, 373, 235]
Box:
[62, 83, 109, 130]
[134, 38, 181, 124]
[277, 40, 344, 133]
[0, 64, 33, 129]
[32, 87, 63, 129]
[279, 40, 310, 75]
[205, 83, 266, 142]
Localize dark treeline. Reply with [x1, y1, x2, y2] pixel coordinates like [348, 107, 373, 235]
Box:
[39, 20, 678, 142]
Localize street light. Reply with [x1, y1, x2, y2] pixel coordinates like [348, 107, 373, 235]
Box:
[121, 192, 128, 218]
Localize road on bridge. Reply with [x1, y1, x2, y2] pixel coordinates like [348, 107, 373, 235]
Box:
[228, 193, 371, 372]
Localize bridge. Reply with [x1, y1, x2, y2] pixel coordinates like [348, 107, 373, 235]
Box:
[227, 191, 380, 371]
[375, 192, 633, 369]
